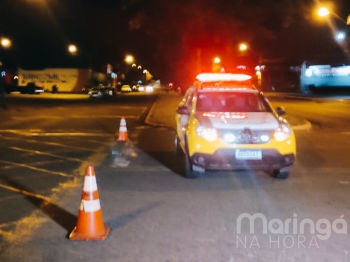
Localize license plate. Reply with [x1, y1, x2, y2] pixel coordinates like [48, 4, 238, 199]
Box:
[235, 149, 262, 160]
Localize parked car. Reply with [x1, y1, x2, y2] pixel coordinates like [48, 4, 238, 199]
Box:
[19, 82, 44, 94]
[88, 86, 117, 98]
[121, 85, 132, 93]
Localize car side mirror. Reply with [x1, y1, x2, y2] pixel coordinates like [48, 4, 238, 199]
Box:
[275, 106, 286, 116]
[176, 105, 190, 115]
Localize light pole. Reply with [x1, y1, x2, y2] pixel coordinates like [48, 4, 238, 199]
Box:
[0, 37, 12, 109]
[316, 6, 350, 58]
[317, 7, 348, 24]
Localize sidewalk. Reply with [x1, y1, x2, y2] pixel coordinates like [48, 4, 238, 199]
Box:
[145, 91, 311, 130]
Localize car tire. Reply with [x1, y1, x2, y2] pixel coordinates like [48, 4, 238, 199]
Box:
[184, 155, 198, 179]
[175, 134, 184, 156]
[183, 138, 200, 179]
[271, 165, 292, 179]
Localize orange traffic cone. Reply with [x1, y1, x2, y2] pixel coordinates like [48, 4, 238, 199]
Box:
[69, 166, 110, 241]
[117, 116, 128, 141]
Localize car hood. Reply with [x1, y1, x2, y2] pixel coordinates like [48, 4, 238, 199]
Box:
[195, 112, 280, 130]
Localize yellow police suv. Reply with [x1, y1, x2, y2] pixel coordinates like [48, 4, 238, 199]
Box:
[175, 72, 296, 179]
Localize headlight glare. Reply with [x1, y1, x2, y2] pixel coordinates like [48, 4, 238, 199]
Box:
[274, 124, 291, 141]
[260, 135, 270, 142]
[196, 126, 218, 142]
[223, 133, 236, 143]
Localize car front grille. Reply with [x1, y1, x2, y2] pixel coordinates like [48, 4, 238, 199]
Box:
[218, 129, 274, 144]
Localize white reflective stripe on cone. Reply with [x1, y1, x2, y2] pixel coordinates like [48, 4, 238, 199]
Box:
[119, 126, 127, 131]
[80, 199, 101, 212]
[83, 176, 98, 192]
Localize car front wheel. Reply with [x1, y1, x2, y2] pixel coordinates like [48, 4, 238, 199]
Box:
[184, 155, 199, 179]
[271, 165, 292, 179]
[183, 139, 201, 179]
[175, 134, 184, 156]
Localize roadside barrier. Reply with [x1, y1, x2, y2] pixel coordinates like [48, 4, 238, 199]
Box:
[69, 165, 110, 241]
[117, 116, 128, 141]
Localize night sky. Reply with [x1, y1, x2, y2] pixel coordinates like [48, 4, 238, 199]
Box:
[0, 0, 349, 84]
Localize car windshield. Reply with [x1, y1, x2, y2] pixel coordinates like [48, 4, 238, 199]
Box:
[196, 92, 272, 112]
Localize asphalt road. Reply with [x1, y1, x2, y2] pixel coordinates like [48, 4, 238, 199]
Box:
[0, 91, 349, 262]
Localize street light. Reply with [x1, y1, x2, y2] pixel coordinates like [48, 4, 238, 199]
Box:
[316, 5, 350, 56]
[318, 7, 330, 17]
[213, 57, 221, 64]
[212, 56, 222, 72]
[1, 38, 11, 49]
[68, 44, 77, 54]
[336, 31, 346, 42]
[125, 55, 134, 64]
[239, 43, 249, 52]
[317, 6, 348, 23]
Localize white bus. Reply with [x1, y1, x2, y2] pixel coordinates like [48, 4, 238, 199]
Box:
[300, 58, 350, 93]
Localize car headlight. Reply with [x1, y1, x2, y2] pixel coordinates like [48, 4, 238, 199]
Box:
[223, 133, 236, 143]
[196, 126, 218, 142]
[274, 124, 291, 141]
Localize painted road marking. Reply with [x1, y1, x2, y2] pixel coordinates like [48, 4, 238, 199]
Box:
[0, 144, 107, 243]
[11, 114, 141, 120]
[0, 134, 107, 151]
[0, 160, 73, 178]
[10, 147, 84, 162]
[0, 129, 112, 137]
[0, 184, 52, 201]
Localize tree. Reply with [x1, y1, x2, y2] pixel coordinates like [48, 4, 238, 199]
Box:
[127, 0, 317, 85]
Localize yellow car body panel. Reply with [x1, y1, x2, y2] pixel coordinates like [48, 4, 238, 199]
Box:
[185, 117, 296, 157]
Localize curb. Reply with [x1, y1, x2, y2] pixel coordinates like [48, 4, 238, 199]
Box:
[144, 94, 175, 129]
[290, 120, 312, 131]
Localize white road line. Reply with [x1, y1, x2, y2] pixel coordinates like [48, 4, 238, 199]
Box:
[30, 132, 111, 137]
[0, 160, 73, 178]
[1, 159, 67, 170]
[0, 135, 104, 151]
[10, 147, 84, 162]
[11, 115, 140, 120]
[0, 129, 112, 137]
[0, 144, 108, 243]
[0, 184, 52, 201]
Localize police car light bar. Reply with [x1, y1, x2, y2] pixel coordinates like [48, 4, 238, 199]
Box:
[196, 73, 252, 82]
